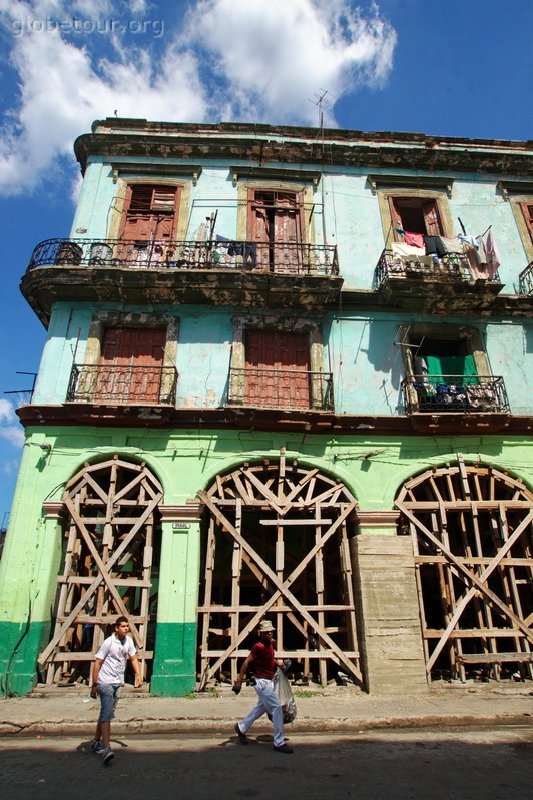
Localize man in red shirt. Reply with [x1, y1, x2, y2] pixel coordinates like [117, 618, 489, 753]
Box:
[232, 619, 293, 753]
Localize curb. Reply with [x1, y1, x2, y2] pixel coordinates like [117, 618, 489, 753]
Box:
[2, 713, 532, 737]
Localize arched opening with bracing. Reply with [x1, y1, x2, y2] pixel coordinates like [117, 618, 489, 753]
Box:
[395, 459, 533, 683]
[39, 456, 163, 686]
[196, 454, 362, 690]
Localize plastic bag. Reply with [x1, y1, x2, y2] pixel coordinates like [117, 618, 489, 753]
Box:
[272, 668, 297, 724]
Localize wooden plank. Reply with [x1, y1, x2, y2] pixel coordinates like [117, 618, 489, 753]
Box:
[398, 504, 533, 672]
[198, 491, 361, 683]
[39, 490, 160, 664]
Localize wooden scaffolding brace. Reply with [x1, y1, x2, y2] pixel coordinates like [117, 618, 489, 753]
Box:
[196, 450, 361, 690]
[396, 457, 533, 682]
[39, 456, 163, 684]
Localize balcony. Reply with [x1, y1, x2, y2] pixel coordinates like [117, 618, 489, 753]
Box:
[66, 364, 178, 406]
[22, 238, 343, 321]
[27, 237, 339, 276]
[519, 262, 533, 295]
[401, 374, 510, 415]
[375, 249, 503, 313]
[227, 367, 334, 412]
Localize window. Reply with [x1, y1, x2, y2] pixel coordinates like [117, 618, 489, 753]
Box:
[388, 197, 445, 241]
[227, 317, 333, 412]
[244, 329, 310, 409]
[376, 186, 454, 250]
[247, 189, 306, 273]
[69, 313, 179, 407]
[120, 184, 180, 242]
[94, 327, 167, 404]
[399, 324, 500, 413]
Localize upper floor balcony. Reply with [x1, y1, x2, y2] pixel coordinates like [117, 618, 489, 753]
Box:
[22, 237, 343, 322]
[401, 374, 510, 416]
[375, 249, 504, 313]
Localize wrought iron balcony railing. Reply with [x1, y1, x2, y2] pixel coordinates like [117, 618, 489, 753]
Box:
[375, 249, 494, 290]
[227, 367, 334, 412]
[519, 261, 533, 295]
[67, 364, 178, 406]
[27, 238, 339, 277]
[401, 374, 510, 415]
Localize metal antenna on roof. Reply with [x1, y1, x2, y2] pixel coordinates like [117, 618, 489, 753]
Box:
[308, 89, 331, 157]
[308, 89, 332, 246]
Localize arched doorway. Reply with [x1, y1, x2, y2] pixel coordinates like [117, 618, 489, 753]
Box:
[39, 456, 163, 685]
[396, 459, 533, 683]
[197, 454, 361, 689]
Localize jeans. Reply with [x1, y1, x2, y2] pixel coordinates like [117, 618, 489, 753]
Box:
[238, 678, 284, 747]
[98, 683, 122, 722]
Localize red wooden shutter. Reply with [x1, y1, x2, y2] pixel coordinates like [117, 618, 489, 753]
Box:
[244, 330, 310, 409]
[96, 327, 166, 404]
[120, 184, 179, 240]
[521, 203, 533, 243]
[388, 197, 404, 241]
[422, 200, 444, 236]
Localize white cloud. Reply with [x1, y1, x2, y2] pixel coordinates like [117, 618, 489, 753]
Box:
[183, 0, 396, 125]
[0, 0, 397, 194]
[0, 399, 25, 448]
[0, 398, 17, 424]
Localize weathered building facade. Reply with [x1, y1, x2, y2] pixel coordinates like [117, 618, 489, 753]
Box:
[1, 119, 533, 696]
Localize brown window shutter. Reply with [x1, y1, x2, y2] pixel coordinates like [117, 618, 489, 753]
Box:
[388, 197, 404, 241]
[422, 200, 443, 236]
[520, 202, 533, 243]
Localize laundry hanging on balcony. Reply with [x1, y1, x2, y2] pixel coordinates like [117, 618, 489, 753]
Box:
[459, 229, 501, 279]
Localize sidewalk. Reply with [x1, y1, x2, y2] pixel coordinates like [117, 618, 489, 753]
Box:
[1, 683, 532, 736]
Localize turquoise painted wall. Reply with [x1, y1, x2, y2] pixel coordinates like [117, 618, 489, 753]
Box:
[72, 156, 532, 293]
[31, 301, 533, 416]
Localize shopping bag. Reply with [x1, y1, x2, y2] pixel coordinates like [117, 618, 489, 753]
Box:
[272, 667, 297, 724]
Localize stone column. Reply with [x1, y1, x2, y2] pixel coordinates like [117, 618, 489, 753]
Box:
[351, 511, 428, 694]
[150, 502, 203, 696]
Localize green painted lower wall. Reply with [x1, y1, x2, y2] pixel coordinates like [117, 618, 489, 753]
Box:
[150, 622, 197, 695]
[0, 620, 49, 696]
[1, 423, 532, 695]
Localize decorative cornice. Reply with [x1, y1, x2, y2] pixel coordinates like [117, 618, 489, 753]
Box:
[368, 173, 454, 198]
[17, 404, 529, 436]
[159, 503, 204, 523]
[110, 161, 202, 186]
[355, 510, 400, 528]
[74, 128, 533, 179]
[497, 180, 533, 201]
[42, 501, 66, 519]
[231, 165, 321, 191]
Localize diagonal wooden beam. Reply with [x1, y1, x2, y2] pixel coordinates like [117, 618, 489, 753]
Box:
[239, 469, 285, 515]
[399, 503, 533, 672]
[39, 491, 161, 663]
[199, 492, 360, 681]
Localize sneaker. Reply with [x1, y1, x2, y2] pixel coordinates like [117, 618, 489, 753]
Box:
[273, 743, 293, 754]
[99, 747, 114, 764]
[234, 722, 248, 745]
[90, 739, 102, 753]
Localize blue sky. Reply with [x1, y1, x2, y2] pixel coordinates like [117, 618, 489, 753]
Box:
[0, 0, 531, 520]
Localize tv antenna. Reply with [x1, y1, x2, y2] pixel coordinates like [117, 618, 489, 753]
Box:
[308, 88, 331, 130]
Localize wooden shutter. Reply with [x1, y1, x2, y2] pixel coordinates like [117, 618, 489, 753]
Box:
[520, 203, 533, 243]
[96, 327, 166, 404]
[244, 330, 310, 409]
[388, 197, 404, 242]
[422, 200, 444, 236]
[119, 184, 179, 240]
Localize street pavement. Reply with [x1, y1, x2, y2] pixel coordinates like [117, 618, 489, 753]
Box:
[1, 681, 532, 736]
